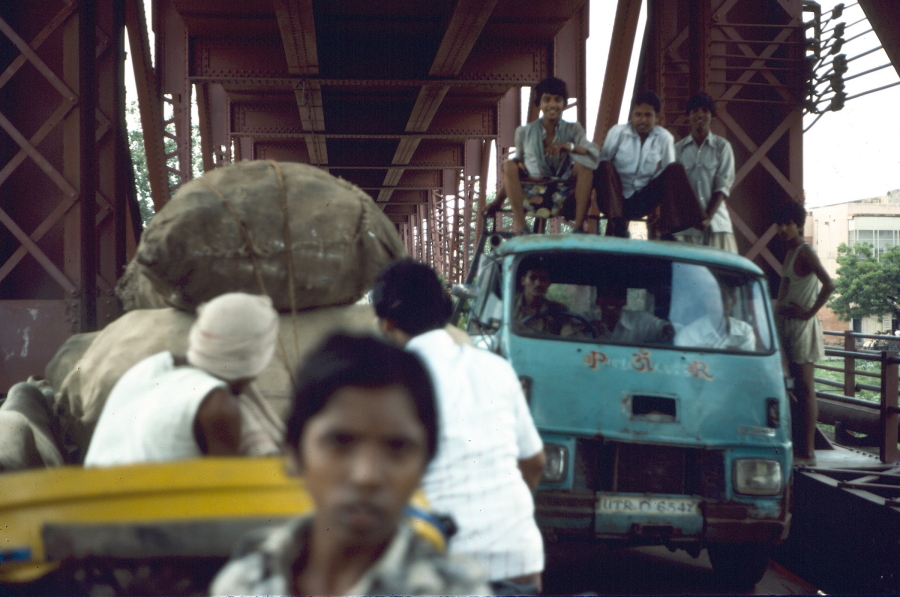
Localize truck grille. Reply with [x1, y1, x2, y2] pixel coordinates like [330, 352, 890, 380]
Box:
[575, 440, 725, 499]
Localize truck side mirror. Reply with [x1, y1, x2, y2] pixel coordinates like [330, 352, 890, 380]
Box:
[451, 283, 480, 299]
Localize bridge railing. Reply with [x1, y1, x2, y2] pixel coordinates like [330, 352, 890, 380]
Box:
[816, 330, 900, 463]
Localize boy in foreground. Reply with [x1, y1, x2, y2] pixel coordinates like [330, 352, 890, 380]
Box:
[210, 334, 490, 596]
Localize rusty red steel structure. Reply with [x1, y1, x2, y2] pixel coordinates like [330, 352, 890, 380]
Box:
[3, 0, 900, 393]
[0, 0, 137, 393]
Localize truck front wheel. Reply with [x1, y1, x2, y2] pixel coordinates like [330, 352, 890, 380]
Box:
[706, 542, 771, 588]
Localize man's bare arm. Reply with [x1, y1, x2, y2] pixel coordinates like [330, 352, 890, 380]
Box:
[797, 244, 836, 319]
[194, 388, 242, 456]
[518, 450, 546, 492]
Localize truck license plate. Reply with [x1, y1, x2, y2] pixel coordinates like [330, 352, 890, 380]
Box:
[597, 495, 700, 515]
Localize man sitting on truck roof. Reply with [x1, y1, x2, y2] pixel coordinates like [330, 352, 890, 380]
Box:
[373, 260, 546, 595]
[586, 285, 675, 344]
[84, 292, 278, 466]
[595, 90, 705, 238]
[493, 76, 600, 235]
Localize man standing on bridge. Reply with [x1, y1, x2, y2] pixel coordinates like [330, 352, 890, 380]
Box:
[373, 259, 546, 594]
[674, 92, 738, 252]
[595, 90, 705, 238]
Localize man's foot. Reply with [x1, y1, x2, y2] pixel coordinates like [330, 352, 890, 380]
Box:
[514, 226, 531, 236]
[793, 455, 817, 467]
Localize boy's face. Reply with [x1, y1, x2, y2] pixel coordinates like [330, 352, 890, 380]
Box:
[689, 106, 712, 139]
[778, 220, 800, 241]
[291, 384, 428, 547]
[538, 92, 566, 121]
[630, 102, 658, 137]
[521, 268, 551, 301]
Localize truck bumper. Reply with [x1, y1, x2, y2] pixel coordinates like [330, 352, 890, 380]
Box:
[535, 490, 790, 545]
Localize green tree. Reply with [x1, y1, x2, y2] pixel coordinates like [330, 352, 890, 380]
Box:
[126, 101, 155, 225]
[125, 100, 204, 227]
[828, 242, 900, 321]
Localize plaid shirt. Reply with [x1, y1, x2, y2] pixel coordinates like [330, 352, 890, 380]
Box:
[209, 516, 491, 596]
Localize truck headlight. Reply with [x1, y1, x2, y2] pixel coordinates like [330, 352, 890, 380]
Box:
[541, 443, 568, 483]
[733, 459, 783, 495]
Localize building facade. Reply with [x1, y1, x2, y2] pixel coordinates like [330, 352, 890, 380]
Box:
[809, 190, 900, 336]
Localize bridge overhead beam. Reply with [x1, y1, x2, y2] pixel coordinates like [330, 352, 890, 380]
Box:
[859, 0, 900, 80]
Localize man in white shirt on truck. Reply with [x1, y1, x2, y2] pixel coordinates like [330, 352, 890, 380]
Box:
[674, 92, 738, 252]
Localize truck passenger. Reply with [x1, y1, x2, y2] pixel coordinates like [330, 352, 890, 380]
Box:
[373, 260, 547, 595]
[674, 92, 738, 252]
[586, 285, 674, 343]
[675, 284, 756, 350]
[595, 90, 705, 238]
[84, 292, 278, 466]
[500, 76, 599, 235]
[774, 201, 835, 466]
[210, 334, 490, 596]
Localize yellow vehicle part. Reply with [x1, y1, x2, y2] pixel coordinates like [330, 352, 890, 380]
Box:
[0, 457, 441, 584]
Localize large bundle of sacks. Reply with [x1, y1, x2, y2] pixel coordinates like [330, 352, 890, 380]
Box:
[7, 160, 411, 468]
[124, 159, 404, 311]
[54, 304, 383, 462]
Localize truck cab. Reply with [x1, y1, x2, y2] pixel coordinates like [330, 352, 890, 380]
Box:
[461, 234, 792, 587]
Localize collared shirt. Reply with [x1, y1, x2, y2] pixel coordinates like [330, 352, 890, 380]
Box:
[406, 329, 545, 581]
[514, 294, 568, 335]
[599, 123, 676, 198]
[584, 308, 671, 344]
[515, 118, 600, 178]
[209, 516, 490, 596]
[674, 132, 736, 234]
[675, 315, 756, 351]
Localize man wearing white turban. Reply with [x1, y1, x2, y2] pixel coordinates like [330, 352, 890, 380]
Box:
[84, 293, 279, 466]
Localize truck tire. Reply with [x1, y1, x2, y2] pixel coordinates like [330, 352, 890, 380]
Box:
[706, 542, 771, 588]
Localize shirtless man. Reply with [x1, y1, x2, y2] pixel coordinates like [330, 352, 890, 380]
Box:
[85, 293, 278, 466]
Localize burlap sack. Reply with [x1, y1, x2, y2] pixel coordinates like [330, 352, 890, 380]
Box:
[133, 160, 406, 312]
[0, 380, 64, 471]
[55, 305, 381, 461]
[114, 260, 170, 311]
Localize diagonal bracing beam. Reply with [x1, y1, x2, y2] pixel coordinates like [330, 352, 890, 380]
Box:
[379, 0, 501, 204]
[274, 0, 328, 166]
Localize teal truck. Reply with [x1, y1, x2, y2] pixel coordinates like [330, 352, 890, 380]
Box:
[457, 233, 792, 587]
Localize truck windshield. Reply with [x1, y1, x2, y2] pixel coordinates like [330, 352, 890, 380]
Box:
[512, 252, 773, 353]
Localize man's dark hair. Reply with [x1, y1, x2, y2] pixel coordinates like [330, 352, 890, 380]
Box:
[372, 259, 451, 336]
[516, 255, 550, 288]
[632, 90, 661, 114]
[686, 92, 717, 117]
[285, 334, 438, 462]
[533, 77, 569, 107]
[774, 201, 807, 227]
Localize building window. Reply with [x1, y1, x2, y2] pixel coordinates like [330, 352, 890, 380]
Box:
[849, 229, 900, 257]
